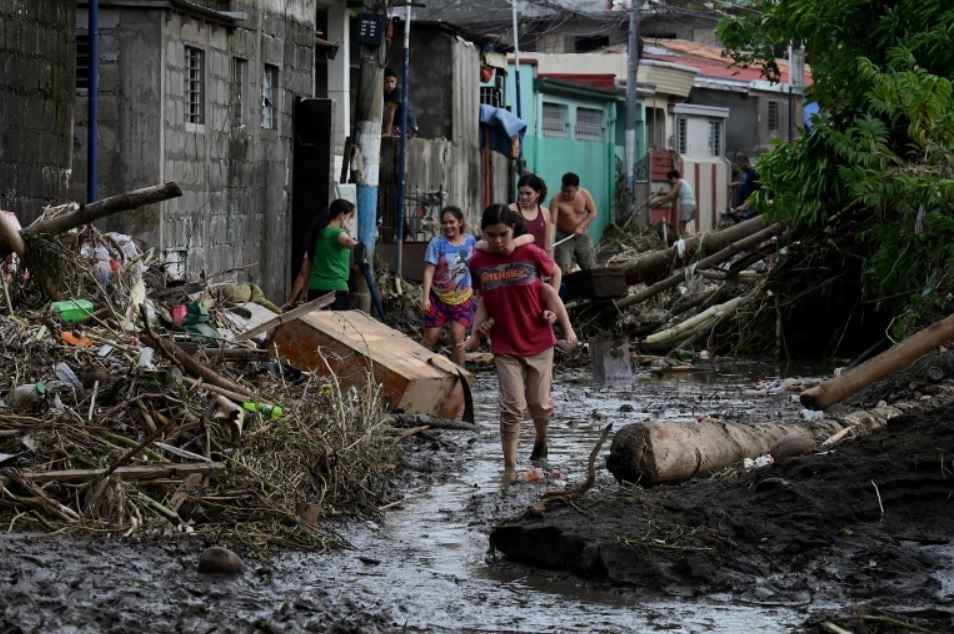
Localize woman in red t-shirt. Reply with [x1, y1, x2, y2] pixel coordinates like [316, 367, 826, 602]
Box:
[466, 204, 557, 474]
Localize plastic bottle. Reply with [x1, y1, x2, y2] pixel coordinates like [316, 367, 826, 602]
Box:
[12, 383, 47, 409]
[242, 402, 284, 418]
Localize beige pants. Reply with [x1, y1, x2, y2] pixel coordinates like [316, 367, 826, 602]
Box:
[494, 348, 555, 444]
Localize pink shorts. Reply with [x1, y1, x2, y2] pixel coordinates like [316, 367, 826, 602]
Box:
[425, 294, 474, 329]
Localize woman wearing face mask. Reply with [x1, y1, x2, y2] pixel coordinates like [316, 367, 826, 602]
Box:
[419, 206, 477, 368]
[285, 198, 358, 311]
[466, 204, 558, 474]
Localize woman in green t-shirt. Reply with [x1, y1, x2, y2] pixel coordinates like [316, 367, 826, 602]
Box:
[286, 199, 358, 310]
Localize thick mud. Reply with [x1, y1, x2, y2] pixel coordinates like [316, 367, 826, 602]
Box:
[492, 361, 954, 632]
[2, 359, 950, 632]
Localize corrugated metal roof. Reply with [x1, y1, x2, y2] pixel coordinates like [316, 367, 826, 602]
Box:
[643, 39, 813, 87]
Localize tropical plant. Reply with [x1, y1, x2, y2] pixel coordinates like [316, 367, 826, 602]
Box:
[717, 1, 954, 337]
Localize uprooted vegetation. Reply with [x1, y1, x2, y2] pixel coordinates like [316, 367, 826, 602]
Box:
[0, 208, 404, 553]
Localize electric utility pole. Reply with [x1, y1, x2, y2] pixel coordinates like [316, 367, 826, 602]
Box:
[353, 1, 388, 262]
[625, 0, 640, 197]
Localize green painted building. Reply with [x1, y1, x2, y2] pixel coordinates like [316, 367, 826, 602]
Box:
[507, 63, 640, 245]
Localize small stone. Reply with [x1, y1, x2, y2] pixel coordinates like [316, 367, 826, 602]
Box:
[770, 432, 817, 464]
[197, 546, 244, 575]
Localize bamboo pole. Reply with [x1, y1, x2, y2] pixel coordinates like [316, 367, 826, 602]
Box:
[800, 313, 954, 411]
[615, 224, 778, 310]
[621, 215, 769, 286]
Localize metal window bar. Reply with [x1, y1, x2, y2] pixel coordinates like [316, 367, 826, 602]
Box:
[676, 118, 688, 154]
[767, 101, 779, 131]
[232, 58, 246, 127]
[708, 120, 722, 156]
[76, 34, 90, 89]
[541, 102, 567, 138]
[575, 107, 604, 141]
[261, 65, 276, 129]
[480, 86, 502, 108]
[185, 46, 204, 124]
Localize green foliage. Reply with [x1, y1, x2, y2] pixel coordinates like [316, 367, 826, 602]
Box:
[717, 1, 954, 335]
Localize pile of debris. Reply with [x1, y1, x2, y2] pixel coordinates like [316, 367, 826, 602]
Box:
[0, 184, 402, 551]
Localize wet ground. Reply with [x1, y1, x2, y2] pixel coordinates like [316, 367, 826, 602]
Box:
[1, 359, 947, 632]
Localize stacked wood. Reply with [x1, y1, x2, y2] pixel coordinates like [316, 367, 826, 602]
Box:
[621, 216, 769, 286]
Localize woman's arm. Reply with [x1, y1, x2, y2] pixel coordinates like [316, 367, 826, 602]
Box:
[284, 256, 312, 308]
[421, 263, 435, 312]
[475, 233, 533, 252]
[337, 231, 358, 248]
[541, 205, 554, 253]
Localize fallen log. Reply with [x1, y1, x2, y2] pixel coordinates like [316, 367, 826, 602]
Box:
[641, 296, 745, 350]
[800, 312, 954, 411]
[607, 388, 954, 485]
[0, 462, 224, 486]
[621, 215, 769, 286]
[606, 417, 843, 484]
[24, 182, 183, 239]
[138, 303, 252, 400]
[615, 225, 779, 310]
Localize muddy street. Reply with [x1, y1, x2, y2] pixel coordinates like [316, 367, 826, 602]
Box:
[0, 361, 834, 633]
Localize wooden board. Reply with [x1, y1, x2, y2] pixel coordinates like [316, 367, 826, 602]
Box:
[564, 267, 628, 300]
[273, 310, 474, 420]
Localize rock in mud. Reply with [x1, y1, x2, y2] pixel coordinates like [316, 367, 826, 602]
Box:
[769, 431, 817, 463]
[198, 546, 244, 575]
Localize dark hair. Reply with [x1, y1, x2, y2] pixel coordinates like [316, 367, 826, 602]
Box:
[737, 155, 750, 164]
[517, 174, 548, 203]
[666, 169, 681, 179]
[440, 205, 466, 231]
[305, 198, 355, 255]
[481, 203, 527, 237]
[384, 67, 398, 79]
[561, 172, 580, 188]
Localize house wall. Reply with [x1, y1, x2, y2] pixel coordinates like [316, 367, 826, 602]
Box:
[378, 35, 486, 242]
[0, 0, 74, 222]
[689, 87, 796, 161]
[73, 2, 318, 300]
[530, 92, 615, 245]
[387, 24, 454, 140]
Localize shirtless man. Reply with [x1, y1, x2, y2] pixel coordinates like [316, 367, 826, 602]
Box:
[549, 172, 597, 272]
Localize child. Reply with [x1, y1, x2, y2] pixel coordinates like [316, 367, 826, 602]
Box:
[464, 224, 577, 352]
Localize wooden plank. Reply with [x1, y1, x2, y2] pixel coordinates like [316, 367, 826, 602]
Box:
[234, 292, 335, 342]
[274, 310, 474, 419]
[0, 462, 225, 486]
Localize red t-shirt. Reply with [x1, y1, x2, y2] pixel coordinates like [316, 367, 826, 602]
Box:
[469, 244, 556, 356]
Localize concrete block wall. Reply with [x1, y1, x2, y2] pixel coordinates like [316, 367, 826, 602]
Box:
[0, 0, 74, 222]
[73, 1, 317, 300]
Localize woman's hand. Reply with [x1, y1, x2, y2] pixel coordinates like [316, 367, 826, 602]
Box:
[476, 317, 495, 336]
[421, 292, 431, 313]
[542, 310, 557, 324]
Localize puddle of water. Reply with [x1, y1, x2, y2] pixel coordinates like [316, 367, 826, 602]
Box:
[291, 366, 809, 631]
[1, 363, 827, 632]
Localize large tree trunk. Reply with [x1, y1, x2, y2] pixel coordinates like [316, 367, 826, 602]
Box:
[621, 215, 769, 286]
[0, 182, 182, 259]
[616, 225, 778, 310]
[606, 417, 843, 484]
[801, 312, 954, 411]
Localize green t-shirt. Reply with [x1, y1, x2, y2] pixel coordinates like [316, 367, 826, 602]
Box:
[308, 226, 351, 292]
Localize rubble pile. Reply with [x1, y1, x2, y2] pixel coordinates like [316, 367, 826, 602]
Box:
[0, 200, 400, 551]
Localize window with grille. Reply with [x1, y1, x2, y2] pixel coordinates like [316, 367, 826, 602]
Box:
[184, 46, 205, 124]
[675, 117, 688, 154]
[708, 120, 723, 156]
[767, 101, 779, 131]
[232, 58, 247, 127]
[541, 102, 567, 138]
[261, 64, 278, 129]
[76, 34, 90, 89]
[480, 86, 502, 108]
[575, 107, 604, 141]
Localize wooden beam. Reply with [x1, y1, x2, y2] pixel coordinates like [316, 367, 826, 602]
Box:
[0, 462, 225, 486]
